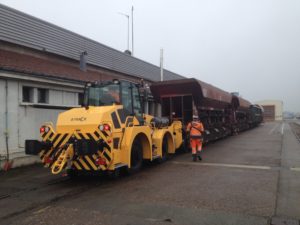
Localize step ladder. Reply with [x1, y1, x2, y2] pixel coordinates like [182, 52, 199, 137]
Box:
[51, 145, 74, 175]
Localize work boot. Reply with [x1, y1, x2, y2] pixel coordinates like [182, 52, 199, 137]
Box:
[197, 152, 202, 161]
[192, 154, 197, 162]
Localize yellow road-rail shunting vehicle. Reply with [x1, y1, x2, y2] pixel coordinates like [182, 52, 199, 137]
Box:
[25, 80, 183, 176]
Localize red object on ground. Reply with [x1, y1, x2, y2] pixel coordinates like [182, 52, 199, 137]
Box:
[3, 160, 13, 171]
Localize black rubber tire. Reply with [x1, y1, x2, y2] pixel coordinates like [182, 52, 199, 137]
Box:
[161, 136, 168, 161]
[128, 138, 143, 174]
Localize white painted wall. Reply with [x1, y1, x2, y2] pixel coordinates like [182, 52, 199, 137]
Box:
[0, 76, 83, 166]
[0, 80, 5, 155]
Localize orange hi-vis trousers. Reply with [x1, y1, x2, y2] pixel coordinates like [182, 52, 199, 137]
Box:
[190, 138, 203, 154]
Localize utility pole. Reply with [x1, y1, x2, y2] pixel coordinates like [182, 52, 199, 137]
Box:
[131, 6, 134, 56]
[118, 12, 130, 51]
[160, 48, 164, 81]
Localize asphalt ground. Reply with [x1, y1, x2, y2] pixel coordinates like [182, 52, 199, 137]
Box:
[0, 121, 300, 225]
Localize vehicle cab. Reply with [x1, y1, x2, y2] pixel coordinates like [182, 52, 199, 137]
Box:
[83, 79, 144, 123]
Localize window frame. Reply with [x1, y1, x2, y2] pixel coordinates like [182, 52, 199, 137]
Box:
[22, 86, 34, 103]
[37, 88, 49, 104]
[131, 84, 143, 117]
[20, 84, 83, 109]
[120, 81, 133, 115]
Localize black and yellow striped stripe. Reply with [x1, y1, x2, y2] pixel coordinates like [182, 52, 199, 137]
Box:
[39, 109, 136, 173]
[72, 155, 98, 171]
[40, 129, 113, 171]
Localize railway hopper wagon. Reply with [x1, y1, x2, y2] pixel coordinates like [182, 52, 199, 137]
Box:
[249, 104, 264, 127]
[150, 78, 263, 143]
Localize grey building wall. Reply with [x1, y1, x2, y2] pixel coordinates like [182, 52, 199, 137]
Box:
[0, 80, 5, 156]
[0, 72, 83, 166]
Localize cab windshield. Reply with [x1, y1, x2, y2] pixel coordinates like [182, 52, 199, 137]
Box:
[83, 81, 143, 118]
[85, 83, 120, 106]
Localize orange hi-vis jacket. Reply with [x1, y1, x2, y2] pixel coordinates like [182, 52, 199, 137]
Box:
[187, 121, 204, 139]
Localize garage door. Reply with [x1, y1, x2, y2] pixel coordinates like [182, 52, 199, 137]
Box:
[262, 105, 275, 121]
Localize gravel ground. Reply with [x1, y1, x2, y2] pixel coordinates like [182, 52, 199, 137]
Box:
[1, 122, 300, 225]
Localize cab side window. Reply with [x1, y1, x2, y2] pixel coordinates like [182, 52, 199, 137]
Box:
[132, 85, 142, 117]
[121, 81, 133, 114]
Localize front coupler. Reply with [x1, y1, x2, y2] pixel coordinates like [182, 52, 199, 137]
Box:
[25, 140, 52, 155]
[73, 139, 103, 156]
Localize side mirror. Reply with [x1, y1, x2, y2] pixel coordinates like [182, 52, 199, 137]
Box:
[82, 82, 91, 109]
[82, 100, 89, 109]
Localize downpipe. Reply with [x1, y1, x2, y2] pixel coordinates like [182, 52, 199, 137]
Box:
[3, 80, 12, 171]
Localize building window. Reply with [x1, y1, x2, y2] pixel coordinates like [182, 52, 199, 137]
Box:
[38, 88, 49, 103]
[22, 86, 34, 103]
[78, 93, 84, 105]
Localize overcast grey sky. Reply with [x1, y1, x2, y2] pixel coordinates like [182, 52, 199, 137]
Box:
[1, 0, 300, 112]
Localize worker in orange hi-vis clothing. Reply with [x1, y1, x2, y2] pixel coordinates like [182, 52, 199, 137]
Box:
[186, 115, 204, 162]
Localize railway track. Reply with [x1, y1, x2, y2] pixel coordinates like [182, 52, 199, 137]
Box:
[289, 122, 300, 142]
[0, 173, 110, 221]
[0, 176, 69, 201]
